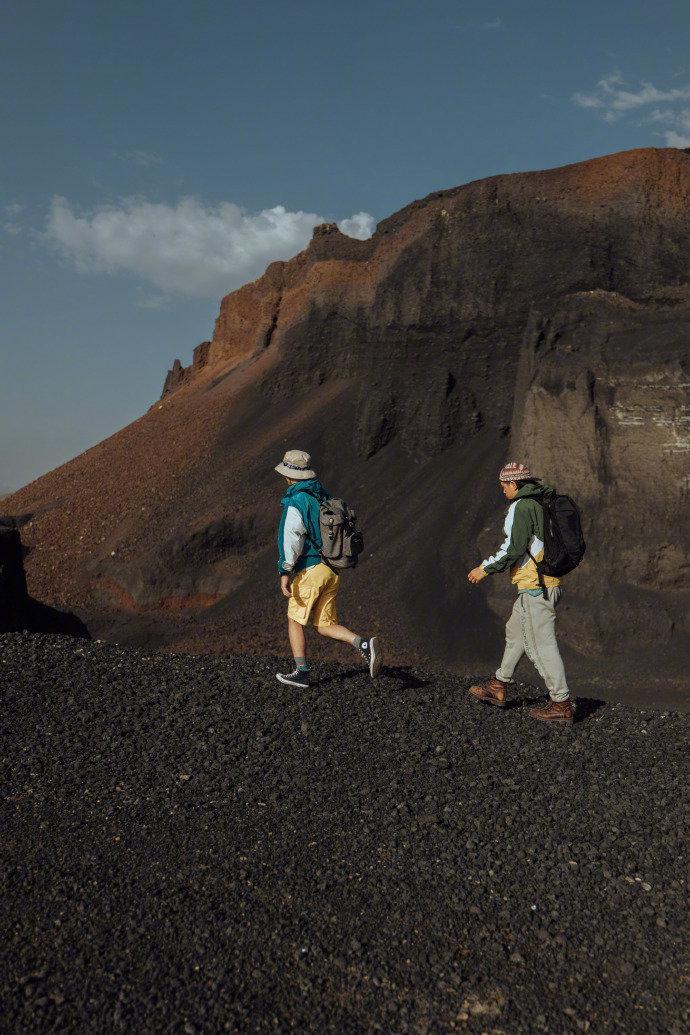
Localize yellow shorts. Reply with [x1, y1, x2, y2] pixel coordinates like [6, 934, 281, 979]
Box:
[287, 562, 340, 627]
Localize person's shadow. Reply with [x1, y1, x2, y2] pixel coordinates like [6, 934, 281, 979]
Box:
[0, 515, 90, 640]
[572, 697, 607, 722]
[384, 666, 431, 690]
[317, 665, 431, 690]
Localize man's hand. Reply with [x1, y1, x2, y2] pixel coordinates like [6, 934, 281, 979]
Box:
[280, 574, 292, 599]
[467, 565, 488, 585]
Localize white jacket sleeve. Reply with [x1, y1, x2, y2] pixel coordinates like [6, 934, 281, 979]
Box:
[282, 505, 307, 572]
[481, 501, 517, 571]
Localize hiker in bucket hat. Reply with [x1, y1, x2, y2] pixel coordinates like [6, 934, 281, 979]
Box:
[465, 461, 575, 723]
[274, 449, 381, 688]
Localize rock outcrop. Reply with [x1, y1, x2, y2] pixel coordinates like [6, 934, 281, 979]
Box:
[0, 517, 88, 638]
[5, 148, 690, 696]
[162, 340, 211, 396]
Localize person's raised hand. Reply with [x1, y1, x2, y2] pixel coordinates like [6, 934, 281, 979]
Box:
[467, 566, 487, 584]
[280, 575, 292, 599]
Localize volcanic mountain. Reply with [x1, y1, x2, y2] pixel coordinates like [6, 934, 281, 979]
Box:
[6, 147, 690, 700]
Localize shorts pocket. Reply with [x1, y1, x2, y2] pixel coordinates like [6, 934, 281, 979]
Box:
[289, 577, 318, 623]
[292, 581, 310, 608]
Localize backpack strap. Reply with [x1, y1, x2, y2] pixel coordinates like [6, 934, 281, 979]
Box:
[526, 497, 549, 600]
[289, 488, 317, 538]
[289, 488, 338, 573]
[527, 548, 549, 600]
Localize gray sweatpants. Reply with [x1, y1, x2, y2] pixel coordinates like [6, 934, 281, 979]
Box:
[496, 588, 570, 702]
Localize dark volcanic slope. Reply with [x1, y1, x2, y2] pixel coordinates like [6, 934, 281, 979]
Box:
[2, 633, 687, 1033]
[5, 147, 690, 697]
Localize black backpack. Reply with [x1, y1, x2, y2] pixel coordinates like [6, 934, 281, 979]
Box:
[530, 492, 586, 596]
[301, 490, 364, 571]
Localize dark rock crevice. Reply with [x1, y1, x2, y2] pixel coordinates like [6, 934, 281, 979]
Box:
[0, 518, 89, 637]
[261, 289, 283, 351]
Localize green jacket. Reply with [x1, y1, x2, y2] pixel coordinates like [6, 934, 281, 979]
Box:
[481, 482, 562, 591]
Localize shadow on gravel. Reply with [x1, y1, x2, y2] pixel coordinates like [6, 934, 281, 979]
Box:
[316, 666, 431, 690]
[575, 696, 607, 722]
[504, 697, 528, 711]
[316, 666, 364, 686]
[384, 666, 431, 690]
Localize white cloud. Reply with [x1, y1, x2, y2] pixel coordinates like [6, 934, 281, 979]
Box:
[649, 106, 690, 147]
[666, 129, 690, 147]
[574, 74, 690, 119]
[45, 196, 375, 299]
[573, 74, 690, 145]
[479, 17, 503, 30]
[4, 203, 23, 217]
[572, 91, 604, 110]
[338, 211, 376, 238]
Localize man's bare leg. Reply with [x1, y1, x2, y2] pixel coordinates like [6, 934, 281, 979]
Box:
[318, 624, 382, 678]
[276, 618, 311, 687]
[288, 617, 307, 660]
[316, 623, 358, 646]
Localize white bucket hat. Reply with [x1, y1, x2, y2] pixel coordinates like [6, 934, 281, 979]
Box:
[274, 449, 316, 480]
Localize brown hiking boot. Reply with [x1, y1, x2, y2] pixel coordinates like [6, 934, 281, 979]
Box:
[528, 699, 575, 724]
[468, 676, 508, 708]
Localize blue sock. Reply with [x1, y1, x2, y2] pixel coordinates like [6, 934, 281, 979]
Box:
[295, 657, 310, 672]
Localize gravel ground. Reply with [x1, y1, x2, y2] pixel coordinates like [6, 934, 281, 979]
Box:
[1, 633, 687, 1034]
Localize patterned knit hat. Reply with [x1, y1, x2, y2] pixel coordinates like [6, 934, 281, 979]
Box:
[499, 461, 536, 482]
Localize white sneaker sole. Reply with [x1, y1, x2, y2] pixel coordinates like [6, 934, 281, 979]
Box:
[276, 673, 310, 689]
[369, 636, 382, 678]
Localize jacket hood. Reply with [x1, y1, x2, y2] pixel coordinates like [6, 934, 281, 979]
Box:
[281, 478, 325, 506]
[515, 481, 555, 502]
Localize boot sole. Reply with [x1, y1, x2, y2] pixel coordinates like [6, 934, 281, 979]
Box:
[528, 713, 573, 724]
[468, 690, 506, 708]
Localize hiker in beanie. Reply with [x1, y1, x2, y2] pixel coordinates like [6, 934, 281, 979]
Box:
[274, 449, 381, 688]
[466, 462, 575, 723]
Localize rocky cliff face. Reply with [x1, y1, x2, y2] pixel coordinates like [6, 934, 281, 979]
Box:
[6, 148, 690, 698]
[509, 289, 689, 656]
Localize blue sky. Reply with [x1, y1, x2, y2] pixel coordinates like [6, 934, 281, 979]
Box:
[2, 0, 689, 491]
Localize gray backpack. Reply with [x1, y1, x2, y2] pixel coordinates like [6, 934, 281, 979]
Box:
[303, 491, 364, 570]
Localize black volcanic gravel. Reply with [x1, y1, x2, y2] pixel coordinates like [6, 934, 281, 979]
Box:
[1, 633, 687, 1033]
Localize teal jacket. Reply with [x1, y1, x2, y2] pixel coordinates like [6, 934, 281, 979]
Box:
[277, 478, 328, 575]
